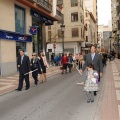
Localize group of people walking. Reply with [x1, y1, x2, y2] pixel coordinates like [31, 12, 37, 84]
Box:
[16, 45, 106, 103]
[16, 50, 49, 91]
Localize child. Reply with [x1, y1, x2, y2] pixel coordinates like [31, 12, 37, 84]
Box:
[84, 63, 99, 103]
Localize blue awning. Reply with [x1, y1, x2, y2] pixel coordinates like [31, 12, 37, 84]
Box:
[0, 29, 32, 42]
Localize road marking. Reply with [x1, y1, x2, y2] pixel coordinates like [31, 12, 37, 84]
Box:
[115, 82, 120, 88]
[114, 76, 120, 80]
[113, 73, 119, 76]
[116, 90, 120, 100]
[118, 105, 120, 119]
[0, 82, 13, 85]
[0, 79, 17, 82]
[0, 85, 15, 91]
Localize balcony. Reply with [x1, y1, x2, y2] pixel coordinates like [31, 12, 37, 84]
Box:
[53, 6, 63, 21]
[29, 0, 52, 12]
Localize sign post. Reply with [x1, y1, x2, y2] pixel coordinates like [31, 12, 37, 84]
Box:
[53, 44, 56, 54]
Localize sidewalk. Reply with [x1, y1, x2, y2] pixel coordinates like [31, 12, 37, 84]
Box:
[100, 59, 120, 120]
[0, 66, 61, 96]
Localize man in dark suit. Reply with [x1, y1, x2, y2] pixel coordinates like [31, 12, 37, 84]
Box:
[16, 50, 30, 91]
[80, 45, 103, 95]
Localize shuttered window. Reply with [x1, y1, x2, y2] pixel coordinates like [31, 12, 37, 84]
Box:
[71, 0, 78, 7]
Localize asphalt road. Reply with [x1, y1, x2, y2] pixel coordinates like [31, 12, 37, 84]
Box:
[0, 69, 105, 120]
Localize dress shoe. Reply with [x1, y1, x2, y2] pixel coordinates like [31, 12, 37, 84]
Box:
[91, 100, 94, 102]
[15, 89, 21, 91]
[25, 88, 29, 90]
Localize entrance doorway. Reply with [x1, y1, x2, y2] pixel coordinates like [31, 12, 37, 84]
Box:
[32, 17, 42, 55]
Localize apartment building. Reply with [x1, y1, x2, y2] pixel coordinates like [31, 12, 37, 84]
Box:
[0, 0, 61, 76]
[46, 0, 84, 55]
[111, 0, 120, 53]
[84, 0, 98, 44]
[83, 9, 97, 53]
[98, 25, 113, 52]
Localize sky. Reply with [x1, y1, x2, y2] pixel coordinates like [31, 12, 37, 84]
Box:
[97, 0, 111, 25]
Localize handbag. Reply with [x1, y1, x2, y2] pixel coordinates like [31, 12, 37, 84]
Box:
[91, 78, 97, 83]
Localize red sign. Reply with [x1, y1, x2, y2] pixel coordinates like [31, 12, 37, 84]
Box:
[53, 44, 56, 49]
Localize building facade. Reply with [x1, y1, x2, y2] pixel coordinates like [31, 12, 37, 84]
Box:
[46, 0, 84, 55]
[0, 0, 60, 76]
[84, 0, 98, 44]
[98, 25, 113, 52]
[83, 9, 97, 53]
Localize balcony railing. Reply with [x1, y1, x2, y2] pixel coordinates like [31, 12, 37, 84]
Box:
[29, 0, 52, 12]
[56, 9, 63, 18]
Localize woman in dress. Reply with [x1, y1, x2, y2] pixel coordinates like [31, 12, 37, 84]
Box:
[84, 63, 99, 103]
[38, 51, 49, 83]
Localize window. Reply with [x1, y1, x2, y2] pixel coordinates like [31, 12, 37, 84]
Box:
[58, 29, 62, 37]
[48, 31, 51, 42]
[72, 28, 79, 37]
[71, 12, 78, 22]
[57, 0, 63, 5]
[81, 28, 82, 38]
[48, 26, 51, 30]
[86, 12, 88, 17]
[71, 0, 78, 7]
[86, 36, 88, 42]
[80, 13, 83, 23]
[15, 5, 25, 33]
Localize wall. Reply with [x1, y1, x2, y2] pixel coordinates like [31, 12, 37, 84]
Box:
[47, 42, 81, 55]
[0, 0, 32, 76]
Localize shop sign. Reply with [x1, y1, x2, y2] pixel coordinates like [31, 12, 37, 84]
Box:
[29, 26, 38, 35]
[0, 29, 32, 42]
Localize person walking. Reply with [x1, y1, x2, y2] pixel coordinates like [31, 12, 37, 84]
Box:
[16, 49, 30, 91]
[30, 53, 42, 86]
[38, 51, 49, 83]
[80, 45, 103, 96]
[84, 63, 99, 103]
[68, 53, 73, 73]
[78, 53, 84, 69]
[51, 53, 55, 66]
[61, 52, 68, 74]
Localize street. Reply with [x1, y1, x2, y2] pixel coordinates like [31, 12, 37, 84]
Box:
[0, 69, 106, 120]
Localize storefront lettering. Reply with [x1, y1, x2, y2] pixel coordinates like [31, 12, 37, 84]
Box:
[6, 35, 13, 39]
[18, 36, 27, 41]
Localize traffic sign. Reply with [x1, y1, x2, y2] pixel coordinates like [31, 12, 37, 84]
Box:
[53, 44, 56, 49]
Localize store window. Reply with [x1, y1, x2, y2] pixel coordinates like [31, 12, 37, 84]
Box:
[15, 5, 25, 33]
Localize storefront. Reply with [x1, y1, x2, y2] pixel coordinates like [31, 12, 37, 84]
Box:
[0, 29, 32, 76]
[30, 9, 54, 55]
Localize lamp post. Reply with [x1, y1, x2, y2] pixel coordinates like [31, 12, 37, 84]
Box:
[109, 32, 112, 52]
[60, 23, 65, 53]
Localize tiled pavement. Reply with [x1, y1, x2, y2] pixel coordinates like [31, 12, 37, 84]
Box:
[0, 66, 61, 96]
[100, 59, 120, 120]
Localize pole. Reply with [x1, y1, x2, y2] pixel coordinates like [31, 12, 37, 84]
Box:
[62, 29, 64, 53]
[110, 38, 111, 52]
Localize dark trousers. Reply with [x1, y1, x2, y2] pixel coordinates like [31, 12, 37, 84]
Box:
[32, 71, 38, 85]
[18, 73, 30, 89]
[79, 62, 82, 69]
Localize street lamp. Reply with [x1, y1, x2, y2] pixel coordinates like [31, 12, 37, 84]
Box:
[60, 23, 65, 53]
